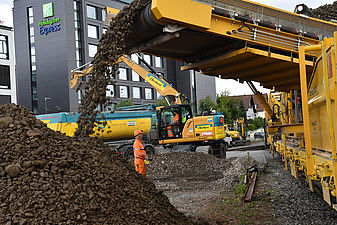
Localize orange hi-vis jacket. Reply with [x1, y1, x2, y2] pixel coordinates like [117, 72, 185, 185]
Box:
[173, 114, 179, 123]
[168, 114, 179, 138]
[133, 139, 145, 159]
[133, 139, 146, 176]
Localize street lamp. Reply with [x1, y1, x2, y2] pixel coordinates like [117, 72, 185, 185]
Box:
[44, 97, 51, 114]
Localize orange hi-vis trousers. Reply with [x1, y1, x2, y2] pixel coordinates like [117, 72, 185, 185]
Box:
[134, 157, 146, 177]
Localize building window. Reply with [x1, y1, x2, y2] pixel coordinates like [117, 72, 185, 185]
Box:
[0, 65, 10, 89]
[28, 6, 38, 113]
[145, 88, 153, 100]
[119, 86, 128, 98]
[87, 5, 97, 19]
[29, 27, 34, 36]
[131, 53, 139, 64]
[155, 56, 163, 68]
[132, 70, 140, 82]
[157, 91, 161, 99]
[0, 95, 11, 105]
[102, 9, 106, 21]
[74, 1, 83, 68]
[133, 87, 141, 99]
[106, 85, 114, 97]
[28, 7, 33, 17]
[103, 27, 107, 34]
[88, 44, 97, 58]
[88, 24, 98, 39]
[30, 45, 35, 55]
[118, 68, 127, 80]
[0, 35, 8, 60]
[143, 54, 152, 66]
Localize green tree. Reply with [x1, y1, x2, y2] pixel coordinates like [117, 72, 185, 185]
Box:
[156, 95, 190, 107]
[199, 95, 216, 113]
[156, 96, 169, 107]
[114, 99, 134, 109]
[246, 117, 265, 131]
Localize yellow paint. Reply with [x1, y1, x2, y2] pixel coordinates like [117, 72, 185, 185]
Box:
[182, 119, 195, 138]
[151, 0, 212, 29]
[42, 118, 152, 141]
[195, 125, 212, 132]
[150, 0, 327, 57]
[145, 74, 166, 91]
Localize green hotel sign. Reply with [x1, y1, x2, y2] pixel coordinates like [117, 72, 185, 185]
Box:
[43, 2, 54, 18]
[39, 2, 61, 35]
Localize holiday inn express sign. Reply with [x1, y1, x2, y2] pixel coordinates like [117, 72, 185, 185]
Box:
[39, 2, 61, 35]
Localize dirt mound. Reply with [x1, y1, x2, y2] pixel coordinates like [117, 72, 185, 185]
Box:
[0, 104, 192, 224]
[312, 2, 337, 21]
[147, 152, 264, 186]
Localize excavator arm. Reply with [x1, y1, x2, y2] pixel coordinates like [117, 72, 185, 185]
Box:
[246, 81, 276, 122]
[70, 54, 183, 105]
[118, 55, 182, 104]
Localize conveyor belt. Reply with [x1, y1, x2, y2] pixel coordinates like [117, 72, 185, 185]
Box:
[126, 0, 337, 91]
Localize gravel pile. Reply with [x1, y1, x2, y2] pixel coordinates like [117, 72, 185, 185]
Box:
[75, 0, 140, 137]
[312, 2, 337, 21]
[147, 152, 264, 186]
[0, 104, 192, 224]
[216, 156, 264, 188]
[267, 156, 337, 224]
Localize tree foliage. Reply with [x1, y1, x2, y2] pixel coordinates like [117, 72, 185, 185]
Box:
[156, 97, 169, 107]
[215, 91, 246, 124]
[199, 96, 216, 113]
[114, 99, 134, 109]
[246, 117, 265, 131]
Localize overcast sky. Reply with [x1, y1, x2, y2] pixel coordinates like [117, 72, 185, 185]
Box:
[0, 0, 335, 95]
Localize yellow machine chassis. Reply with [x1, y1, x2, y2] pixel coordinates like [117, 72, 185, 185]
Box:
[266, 33, 337, 209]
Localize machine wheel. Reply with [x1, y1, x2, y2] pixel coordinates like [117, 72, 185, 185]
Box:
[145, 145, 155, 158]
[190, 145, 197, 152]
[125, 146, 134, 161]
[219, 143, 227, 159]
[208, 145, 214, 155]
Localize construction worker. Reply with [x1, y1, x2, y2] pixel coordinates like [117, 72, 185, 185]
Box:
[167, 111, 179, 138]
[133, 129, 148, 177]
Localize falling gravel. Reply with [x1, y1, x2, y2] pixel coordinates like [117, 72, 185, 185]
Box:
[312, 1, 337, 21]
[0, 104, 192, 224]
[75, 0, 141, 137]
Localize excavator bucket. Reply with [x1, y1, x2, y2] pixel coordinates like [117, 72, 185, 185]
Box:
[103, 7, 120, 26]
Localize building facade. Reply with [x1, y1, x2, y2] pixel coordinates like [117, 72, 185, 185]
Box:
[231, 94, 268, 119]
[14, 0, 215, 114]
[0, 25, 16, 105]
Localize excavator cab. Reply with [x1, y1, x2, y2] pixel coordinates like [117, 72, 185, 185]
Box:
[158, 104, 192, 140]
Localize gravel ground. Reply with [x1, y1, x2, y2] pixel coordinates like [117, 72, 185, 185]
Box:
[265, 155, 337, 225]
[151, 147, 337, 224]
[149, 148, 264, 218]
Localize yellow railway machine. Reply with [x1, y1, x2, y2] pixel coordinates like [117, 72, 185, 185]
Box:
[124, 0, 337, 209]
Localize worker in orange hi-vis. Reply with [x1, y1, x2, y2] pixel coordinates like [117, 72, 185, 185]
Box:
[133, 129, 149, 177]
[167, 111, 180, 138]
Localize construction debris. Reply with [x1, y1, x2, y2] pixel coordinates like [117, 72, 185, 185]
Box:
[0, 104, 192, 224]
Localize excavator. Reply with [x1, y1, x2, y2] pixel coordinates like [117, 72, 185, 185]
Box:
[38, 54, 228, 158]
[70, 54, 184, 105]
